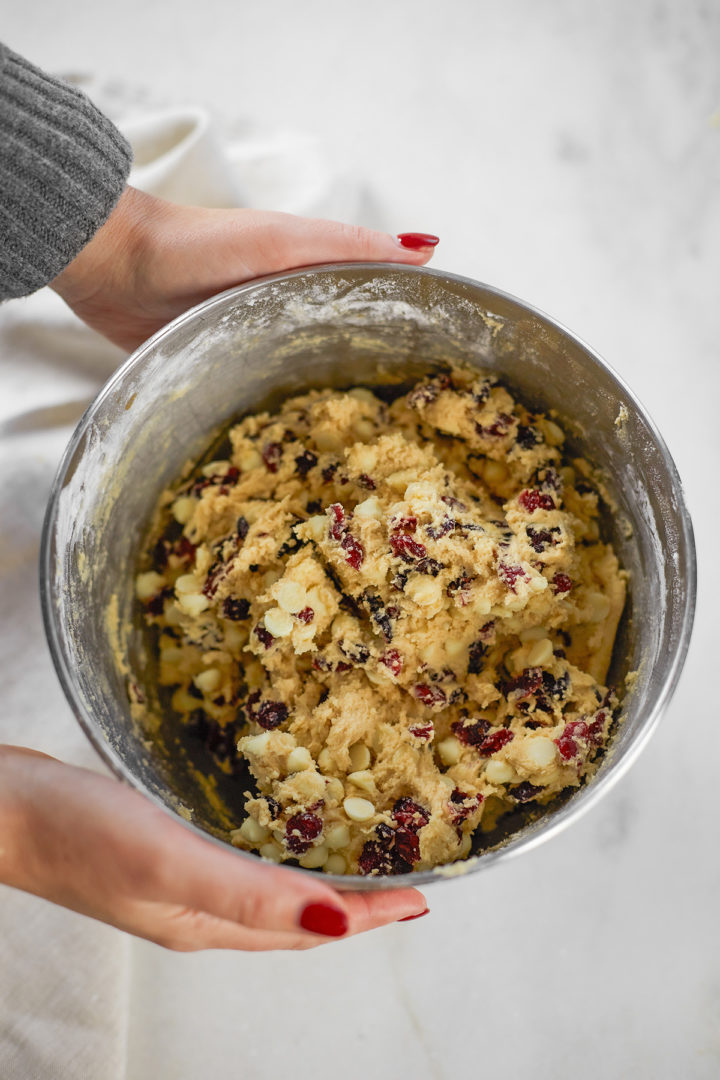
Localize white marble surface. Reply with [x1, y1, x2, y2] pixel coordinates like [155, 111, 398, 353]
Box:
[1, 1, 719, 1077]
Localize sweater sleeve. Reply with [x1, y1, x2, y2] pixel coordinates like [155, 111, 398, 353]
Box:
[0, 44, 133, 300]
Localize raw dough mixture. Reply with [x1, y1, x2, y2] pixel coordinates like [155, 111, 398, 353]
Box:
[136, 368, 626, 875]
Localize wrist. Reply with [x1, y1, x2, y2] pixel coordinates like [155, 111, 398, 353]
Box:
[0, 745, 36, 891]
[49, 186, 168, 310]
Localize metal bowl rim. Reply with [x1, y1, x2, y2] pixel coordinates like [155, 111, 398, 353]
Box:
[39, 261, 697, 890]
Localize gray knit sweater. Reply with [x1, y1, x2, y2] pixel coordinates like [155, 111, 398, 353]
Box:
[0, 44, 132, 299]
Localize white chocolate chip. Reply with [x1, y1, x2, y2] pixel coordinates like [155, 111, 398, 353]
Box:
[171, 496, 196, 525]
[201, 459, 230, 477]
[343, 796, 375, 822]
[354, 496, 383, 520]
[306, 515, 327, 542]
[324, 777, 345, 802]
[354, 419, 376, 439]
[351, 444, 377, 473]
[437, 736, 462, 766]
[318, 748, 335, 772]
[286, 746, 313, 772]
[524, 737, 557, 768]
[193, 668, 221, 694]
[526, 637, 554, 668]
[259, 841, 283, 862]
[347, 770, 377, 795]
[175, 573, 199, 595]
[528, 574, 548, 593]
[299, 844, 329, 869]
[324, 854, 347, 874]
[135, 571, 165, 601]
[325, 823, 351, 850]
[236, 817, 270, 844]
[406, 576, 442, 608]
[240, 732, 271, 756]
[238, 447, 263, 471]
[438, 774, 456, 792]
[520, 626, 549, 643]
[471, 594, 492, 617]
[264, 607, 294, 637]
[387, 469, 416, 492]
[485, 759, 514, 783]
[348, 742, 371, 771]
[274, 579, 307, 614]
[542, 419, 565, 447]
[348, 387, 378, 405]
[177, 592, 210, 616]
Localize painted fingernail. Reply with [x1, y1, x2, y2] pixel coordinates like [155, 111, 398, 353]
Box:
[299, 902, 349, 937]
[397, 232, 440, 250]
[398, 908, 430, 922]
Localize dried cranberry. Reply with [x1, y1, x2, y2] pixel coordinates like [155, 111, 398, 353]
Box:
[441, 495, 467, 510]
[467, 640, 487, 675]
[335, 661, 352, 673]
[312, 655, 331, 672]
[526, 525, 561, 553]
[476, 412, 513, 438]
[236, 516, 250, 540]
[264, 796, 282, 820]
[425, 516, 455, 540]
[306, 499, 323, 514]
[254, 625, 274, 649]
[477, 728, 514, 756]
[202, 561, 226, 598]
[519, 489, 556, 513]
[328, 502, 346, 541]
[553, 573, 573, 593]
[322, 462, 339, 484]
[146, 590, 169, 615]
[516, 425, 541, 449]
[358, 840, 394, 875]
[390, 533, 427, 562]
[152, 538, 169, 571]
[255, 700, 289, 730]
[416, 557, 444, 576]
[409, 722, 434, 740]
[285, 812, 323, 854]
[542, 670, 570, 699]
[394, 516, 418, 533]
[505, 667, 544, 699]
[511, 782, 543, 802]
[407, 382, 439, 408]
[358, 474, 376, 490]
[296, 606, 315, 624]
[393, 826, 420, 865]
[379, 648, 402, 676]
[446, 570, 474, 604]
[498, 562, 529, 592]
[174, 536, 197, 562]
[554, 720, 590, 760]
[452, 718, 490, 746]
[223, 596, 251, 620]
[262, 442, 282, 473]
[448, 789, 483, 824]
[341, 533, 365, 569]
[392, 798, 430, 831]
[295, 449, 318, 476]
[413, 683, 447, 708]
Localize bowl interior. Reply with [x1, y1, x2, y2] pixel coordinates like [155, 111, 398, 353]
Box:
[41, 264, 695, 888]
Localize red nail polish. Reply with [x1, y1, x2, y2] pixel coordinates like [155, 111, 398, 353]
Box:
[397, 232, 440, 250]
[299, 902, 349, 937]
[399, 908, 430, 922]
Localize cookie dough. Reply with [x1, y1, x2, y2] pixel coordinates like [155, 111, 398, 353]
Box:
[136, 368, 626, 875]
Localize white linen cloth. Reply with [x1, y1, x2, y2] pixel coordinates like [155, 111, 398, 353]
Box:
[0, 87, 359, 1079]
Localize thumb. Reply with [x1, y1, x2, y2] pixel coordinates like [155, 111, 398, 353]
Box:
[236, 211, 440, 276]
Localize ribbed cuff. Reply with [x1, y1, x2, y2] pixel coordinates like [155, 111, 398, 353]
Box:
[0, 44, 133, 300]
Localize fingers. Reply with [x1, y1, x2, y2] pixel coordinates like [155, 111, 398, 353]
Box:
[237, 211, 440, 278]
[116, 886, 429, 953]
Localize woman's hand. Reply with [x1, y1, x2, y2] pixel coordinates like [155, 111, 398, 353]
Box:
[0, 746, 427, 951]
[50, 187, 439, 351]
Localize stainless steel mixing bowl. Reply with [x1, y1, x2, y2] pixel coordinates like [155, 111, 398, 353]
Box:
[40, 264, 696, 889]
